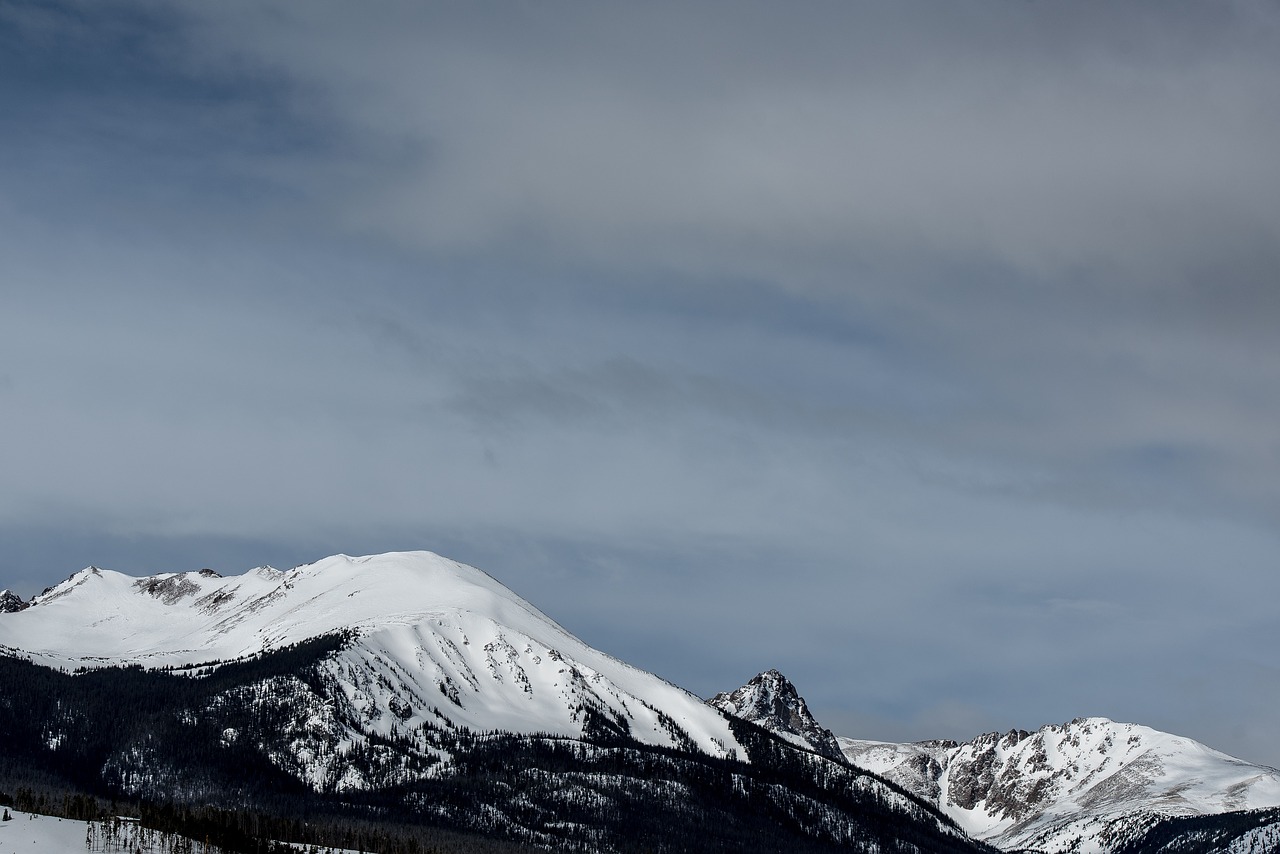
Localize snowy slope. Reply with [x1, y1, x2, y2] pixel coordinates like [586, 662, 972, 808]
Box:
[0, 551, 742, 761]
[0, 809, 356, 854]
[839, 718, 1280, 852]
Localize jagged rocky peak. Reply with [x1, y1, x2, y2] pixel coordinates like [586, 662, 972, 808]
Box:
[0, 589, 26, 613]
[709, 669, 843, 761]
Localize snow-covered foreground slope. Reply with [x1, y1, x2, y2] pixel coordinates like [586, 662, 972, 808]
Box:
[0, 810, 91, 854]
[839, 718, 1280, 852]
[0, 809, 358, 854]
[0, 551, 741, 760]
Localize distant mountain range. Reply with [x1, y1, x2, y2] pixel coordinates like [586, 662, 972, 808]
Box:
[711, 670, 1280, 854]
[1, 550, 1277, 853]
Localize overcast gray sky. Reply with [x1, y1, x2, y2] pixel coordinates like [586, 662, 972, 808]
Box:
[3, 0, 1280, 766]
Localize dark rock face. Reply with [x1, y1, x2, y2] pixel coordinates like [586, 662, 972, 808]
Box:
[134, 574, 201, 605]
[0, 590, 26, 613]
[708, 669, 844, 762]
[946, 729, 1055, 820]
[902, 749, 948, 804]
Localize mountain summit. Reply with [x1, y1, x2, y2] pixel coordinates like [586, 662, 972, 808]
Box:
[708, 668, 843, 761]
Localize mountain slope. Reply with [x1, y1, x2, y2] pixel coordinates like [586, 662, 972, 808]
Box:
[839, 718, 1280, 852]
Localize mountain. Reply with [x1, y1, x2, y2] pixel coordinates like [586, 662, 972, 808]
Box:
[0, 552, 738, 756]
[708, 669, 843, 762]
[839, 718, 1280, 853]
[0, 551, 989, 854]
[0, 589, 25, 613]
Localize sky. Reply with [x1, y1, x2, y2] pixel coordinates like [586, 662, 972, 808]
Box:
[3, 0, 1280, 766]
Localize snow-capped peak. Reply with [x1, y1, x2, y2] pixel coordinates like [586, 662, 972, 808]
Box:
[6, 552, 565, 666]
[0, 589, 25, 613]
[709, 669, 843, 761]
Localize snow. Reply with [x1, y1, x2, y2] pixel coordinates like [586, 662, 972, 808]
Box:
[0, 551, 744, 761]
[0, 809, 361, 854]
[0, 810, 88, 854]
[3, 552, 621, 672]
[321, 611, 741, 756]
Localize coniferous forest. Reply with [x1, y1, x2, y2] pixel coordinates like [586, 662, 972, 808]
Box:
[2, 640, 1276, 853]
[0, 638, 995, 854]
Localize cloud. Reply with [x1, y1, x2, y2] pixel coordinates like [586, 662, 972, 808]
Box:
[167, 1, 1280, 292]
[128, 0, 1280, 528]
[4, 0, 1280, 767]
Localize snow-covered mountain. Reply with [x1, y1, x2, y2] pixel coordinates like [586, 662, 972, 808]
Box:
[839, 717, 1280, 853]
[0, 551, 987, 854]
[0, 551, 740, 760]
[708, 669, 843, 761]
[31, 550, 1277, 852]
